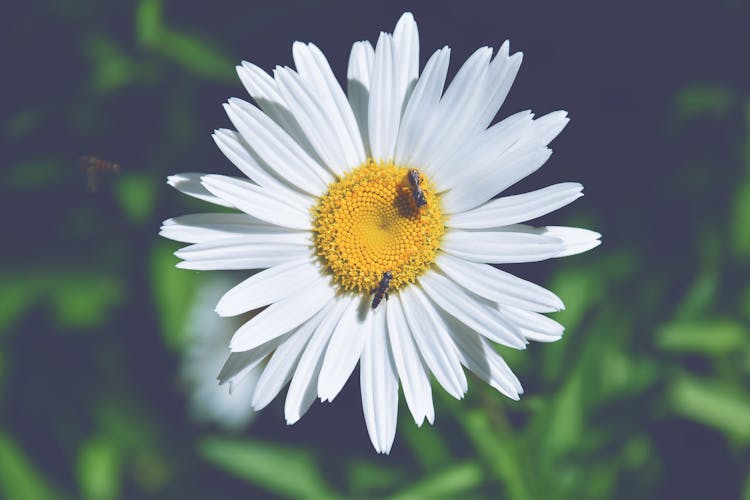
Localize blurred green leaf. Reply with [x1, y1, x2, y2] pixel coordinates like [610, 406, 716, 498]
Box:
[675, 84, 734, 120]
[50, 274, 123, 329]
[86, 37, 139, 92]
[674, 267, 719, 318]
[461, 409, 533, 500]
[198, 436, 339, 499]
[1, 159, 64, 189]
[731, 172, 750, 259]
[150, 241, 197, 351]
[77, 435, 121, 500]
[389, 461, 483, 500]
[0, 431, 64, 500]
[113, 172, 158, 225]
[669, 376, 750, 440]
[3, 109, 40, 140]
[347, 459, 407, 496]
[0, 274, 39, 335]
[656, 319, 746, 355]
[400, 413, 451, 470]
[136, 0, 163, 47]
[157, 31, 234, 82]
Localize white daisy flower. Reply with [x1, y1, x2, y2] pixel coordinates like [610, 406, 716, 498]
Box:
[161, 12, 601, 453]
[180, 274, 259, 431]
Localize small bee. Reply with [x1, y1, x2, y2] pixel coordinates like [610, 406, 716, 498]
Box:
[79, 155, 121, 191]
[407, 169, 427, 208]
[371, 271, 393, 309]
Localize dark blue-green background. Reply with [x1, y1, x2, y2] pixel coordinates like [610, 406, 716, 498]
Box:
[2, 1, 750, 498]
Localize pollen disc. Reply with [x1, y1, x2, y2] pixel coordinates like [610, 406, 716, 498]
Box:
[312, 160, 444, 294]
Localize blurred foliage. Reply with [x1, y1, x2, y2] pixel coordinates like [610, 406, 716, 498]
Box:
[2, 0, 750, 499]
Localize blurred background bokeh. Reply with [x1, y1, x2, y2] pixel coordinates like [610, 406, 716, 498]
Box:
[2, 1, 750, 498]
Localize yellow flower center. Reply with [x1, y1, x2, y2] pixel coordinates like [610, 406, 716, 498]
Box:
[312, 160, 445, 294]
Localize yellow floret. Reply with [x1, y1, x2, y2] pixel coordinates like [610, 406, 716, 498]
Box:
[312, 160, 445, 294]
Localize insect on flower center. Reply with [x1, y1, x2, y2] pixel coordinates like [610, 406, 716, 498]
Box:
[312, 160, 444, 294]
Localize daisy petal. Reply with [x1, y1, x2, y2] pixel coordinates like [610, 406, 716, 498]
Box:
[201, 174, 311, 230]
[368, 33, 398, 162]
[410, 47, 493, 173]
[400, 286, 467, 399]
[224, 99, 331, 195]
[174, 235, 310, 271]
[441, 229, 565, 264]
[499, 305, 564, 342]
[418, 269, 527, 349]
[285, 299, 349, 424]
[212, 128, 315, 205]
[251, 305, 328, 411]
[160, 213, 273, 244]
[474, 41, 523, 130]
[447, 183, 583, 229]
[394, 47, 450, 168]
[167, 173, 234, 208]
[229, 278, 335, 352]
[347, 40, 375, 156]
[442, 147, 553, 214]
[440, 310, 523, 398]
[217, 334, 288, 390]
[386, 296, 434, 425]
[361, 307, 399, 454]
[431, 110, 534, 191]
[215, 258, 322, 317]
[392, 12, 419, 93]
[318, 297, 370, 402]
[293, 43, 366, 167]
[435, 254, 564, 313]
[236, 61, 321, 162]
[544, 226, 602, 257]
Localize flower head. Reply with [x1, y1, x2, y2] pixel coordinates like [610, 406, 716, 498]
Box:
[161, 12, 600, 453]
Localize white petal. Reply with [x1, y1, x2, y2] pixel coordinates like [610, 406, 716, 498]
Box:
[167, 173, 234, 208]
[392, 12, 419, 91]
[430, 110, 534, 192]
[215, 258, 322, 317]
[293, 42, 366, 168]
[201, 174, 311, 230]
[368, 33, 399, 162]
[160, 213, 274, 244]
[394, 47, 450, 168]
[274, 66, 351, 176]
[474, 42, 523, 131]
[386, 296, 434, 425]
[347, 40, 375, 157]
[217, 334, 288, 389]
[440, 310, 522, 399]
[212, 128, 315, 206]
[409, 47, 493, 173]
[360, 306, 398, 454]
[229, 278, 335, 351]
[399, 286, 467, 399]
[441, 110, 570, 213]
[543, 226, 602, 257]
[285, 298, 349, 424]
[224, 99, 331, 195]
[318, 297, 370, 402]
[418, 269, 527, 349]
[498, 305, 564, 342]
[441, 229, 565, 264]
[236, 61, 322, 162]
[174, 235, 310, 271]
[441, 147, 553, 214]
[447, 183, 583, 229]
[251, 305, 328, 411]
[435, 253, 564, 313]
